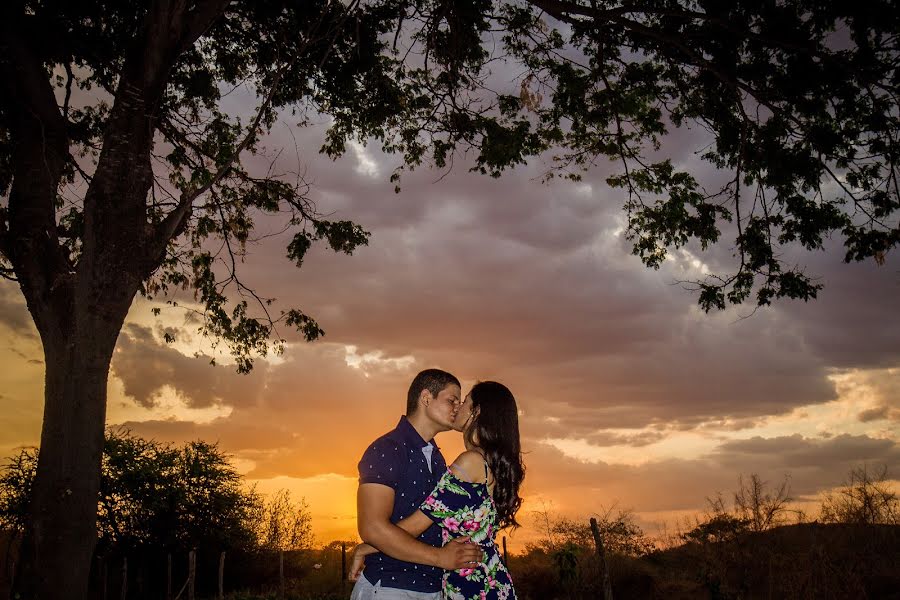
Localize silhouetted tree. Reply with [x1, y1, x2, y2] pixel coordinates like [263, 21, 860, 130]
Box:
[528, 505, 656, 559]
[685, 472, 793, 542]
[2, 2, 897, 597]
[0, 447, 37, 535]
[255, 489, 314, 552]
[820, 464, 900, 525]
[733, 473, 793, 533]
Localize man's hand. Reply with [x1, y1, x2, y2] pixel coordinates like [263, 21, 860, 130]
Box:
[435, 537, 483, 571]
[348, 543, 377, 582]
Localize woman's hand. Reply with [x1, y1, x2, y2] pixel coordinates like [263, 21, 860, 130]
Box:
[348, 542, 378, 581]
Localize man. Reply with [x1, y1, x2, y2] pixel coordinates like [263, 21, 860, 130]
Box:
[351, 369, 482, 599]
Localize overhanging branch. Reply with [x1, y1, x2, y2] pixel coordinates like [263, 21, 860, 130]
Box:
[149, 60, 293, 264]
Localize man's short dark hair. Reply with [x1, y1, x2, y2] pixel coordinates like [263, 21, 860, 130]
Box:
[407, 369, 460, 415]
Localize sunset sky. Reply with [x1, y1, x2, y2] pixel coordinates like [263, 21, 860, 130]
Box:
[1, 91, 898, 551]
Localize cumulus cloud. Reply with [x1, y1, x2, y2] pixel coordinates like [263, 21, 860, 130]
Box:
[111, 323, 270, 409]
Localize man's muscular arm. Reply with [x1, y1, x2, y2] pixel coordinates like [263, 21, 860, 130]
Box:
[357, 483, 481, 569]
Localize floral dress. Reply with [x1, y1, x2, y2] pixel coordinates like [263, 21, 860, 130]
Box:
[419, 464, 517, 600]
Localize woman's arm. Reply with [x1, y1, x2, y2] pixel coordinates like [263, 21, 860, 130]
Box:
[394, 509, 434, 537]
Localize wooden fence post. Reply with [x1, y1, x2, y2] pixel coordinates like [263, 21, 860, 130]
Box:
[341, 542, 347, 594]
[590, 518, 614, 600]
[100, 556, 107, 600]
[120, 557, 127, 600]
[218, 551, 225, 600]
[278, 550, 285, 600]
[188, 549, 196, 600]
[166, 553, 172, 600]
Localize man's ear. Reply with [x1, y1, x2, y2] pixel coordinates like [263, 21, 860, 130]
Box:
[419, 390, 433, 408]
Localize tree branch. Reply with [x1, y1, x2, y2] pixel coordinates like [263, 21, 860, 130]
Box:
[0, 16, 74, 333]
[179, 0, 233, 55]
[148, 1, 362, 268]
[149, 59, 293, 265]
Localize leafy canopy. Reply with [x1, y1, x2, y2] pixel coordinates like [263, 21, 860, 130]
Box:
[1, 0, 897, 371]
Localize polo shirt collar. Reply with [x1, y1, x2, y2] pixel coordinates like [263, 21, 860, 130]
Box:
[395, 415, 439, 449]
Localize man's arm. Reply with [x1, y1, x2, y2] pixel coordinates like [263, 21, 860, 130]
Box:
[357, 483, 481, 569]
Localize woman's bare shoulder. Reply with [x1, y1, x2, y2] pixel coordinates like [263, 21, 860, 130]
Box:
[449, 450, 487, 483]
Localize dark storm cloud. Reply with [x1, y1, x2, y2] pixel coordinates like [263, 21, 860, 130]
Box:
[158, 108, 899, 442]
[519, 432, 900, 514]
[779, 247, 900, 369]
[713, 434, 900, 472]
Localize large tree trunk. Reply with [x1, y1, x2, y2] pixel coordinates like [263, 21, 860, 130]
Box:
[13, 301, 131, 600]
[3, 5, 230, 598]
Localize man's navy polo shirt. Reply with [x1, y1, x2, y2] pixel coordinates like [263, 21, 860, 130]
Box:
[358, 416, 447, 592]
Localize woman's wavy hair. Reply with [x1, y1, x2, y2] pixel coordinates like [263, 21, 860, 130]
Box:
[464, 381, 525, 530]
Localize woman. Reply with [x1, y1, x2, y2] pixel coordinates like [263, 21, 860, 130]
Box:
[352, 381, 525, 600]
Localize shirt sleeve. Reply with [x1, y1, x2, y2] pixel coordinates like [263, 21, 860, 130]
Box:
[358, 438, 405, 489]
[419, 470, 473, 528]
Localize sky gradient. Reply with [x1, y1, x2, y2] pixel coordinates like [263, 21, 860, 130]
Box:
[1, 96, 898, 551]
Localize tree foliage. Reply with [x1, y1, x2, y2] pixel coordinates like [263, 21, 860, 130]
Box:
[1, 0, 897, 375]
[502, 0, 900, 310]
[0, 447, 37, 533]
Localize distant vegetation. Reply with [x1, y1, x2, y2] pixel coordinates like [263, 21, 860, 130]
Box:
[1, 433, 898, 599]
[0, 428, 313, 556]
[510, 469, 900, 599]
[0, 429, 315, 598]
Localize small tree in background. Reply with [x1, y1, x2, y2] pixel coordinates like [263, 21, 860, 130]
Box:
[733, 473, 793, 533]
[684, 473, 793, 544]
[529, 505, 656, 558]
[0, 448, 37, 535]
[256, 489, 314, 553]
[820, 464, 900, 525]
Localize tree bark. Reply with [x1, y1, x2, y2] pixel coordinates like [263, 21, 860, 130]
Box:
[14, 303, 131, 600]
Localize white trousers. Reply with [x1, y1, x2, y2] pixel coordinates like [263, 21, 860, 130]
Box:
[349, 574, 442, 600]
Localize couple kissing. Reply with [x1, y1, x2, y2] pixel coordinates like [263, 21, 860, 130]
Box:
[349, 369, 524, 600]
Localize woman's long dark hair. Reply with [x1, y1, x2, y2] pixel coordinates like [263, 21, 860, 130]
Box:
[465, 381, 525, 530]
